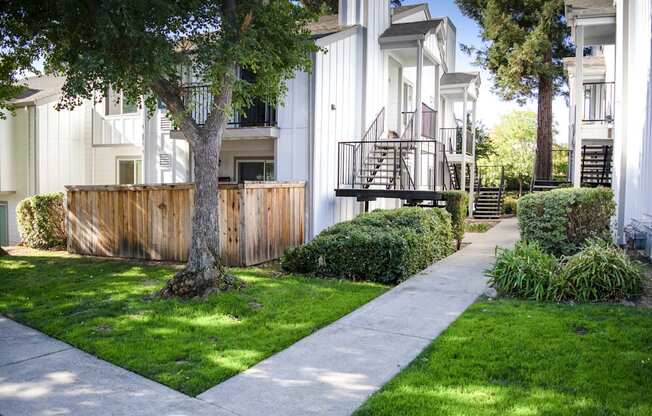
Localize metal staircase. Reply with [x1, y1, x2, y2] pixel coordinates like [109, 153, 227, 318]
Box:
[580, 144, 613, 187]
[355, 142, 416, 189]
[473, 166, 505, 219]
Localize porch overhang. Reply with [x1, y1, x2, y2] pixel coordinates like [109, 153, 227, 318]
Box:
[440, 72, 481, 101]
[565, 0, 616, 45]
[379, 20, 443, 66]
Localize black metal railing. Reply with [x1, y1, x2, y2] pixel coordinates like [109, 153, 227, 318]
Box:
[337, 139, 450, 191]
[401, 103, 437, 140]
[439, 127, 473, 155]
[180, 84, 277, 128]
[583, 82, 615, 123]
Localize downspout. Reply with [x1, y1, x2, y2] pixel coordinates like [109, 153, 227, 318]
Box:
[308, 52, 317, 241]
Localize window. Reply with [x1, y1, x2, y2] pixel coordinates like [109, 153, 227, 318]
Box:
[105, 88, 139, 116]
[116, 158, 142, 185]
[237, 159, 274, 182]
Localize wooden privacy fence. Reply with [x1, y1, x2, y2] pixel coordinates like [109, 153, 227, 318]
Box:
[65, 182, 306, 266]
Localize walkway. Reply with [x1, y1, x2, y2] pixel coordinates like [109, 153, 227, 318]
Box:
[0, 217, 519, 416]
[197, 217, 519, 415]
[0, 318, 235, 415]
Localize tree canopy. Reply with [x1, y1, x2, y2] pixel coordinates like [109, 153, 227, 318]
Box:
[0, 0, 319, 298]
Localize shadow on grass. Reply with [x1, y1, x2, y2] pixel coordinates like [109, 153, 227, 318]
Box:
[355, 299, 652, 416]
[0, 254, 386, 396]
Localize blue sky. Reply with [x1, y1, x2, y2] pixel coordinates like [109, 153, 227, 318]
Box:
[402, 0, 569, 143]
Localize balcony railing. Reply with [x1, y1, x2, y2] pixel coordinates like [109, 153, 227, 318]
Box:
[337, 139, 453, 191]
[401, 103, 437, 140]
[439, 127, 473, 156]
[583, 82, 615, 123]
[180, 84, 277, 128]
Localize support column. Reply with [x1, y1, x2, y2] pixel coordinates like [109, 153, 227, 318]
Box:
[573, 25, 584, 188]
[460, 90, 468, 194]
[468, 99, 477, 217]
[434, 64, 440, 133]
[414, 39, 424, 188]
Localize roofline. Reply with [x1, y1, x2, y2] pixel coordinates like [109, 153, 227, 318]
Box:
[392, 4, 431, 22]
[431, 16, 457, 33]
[315, 25, 360, 47]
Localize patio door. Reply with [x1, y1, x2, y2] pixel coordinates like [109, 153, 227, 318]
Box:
[0, 202, 8, 246]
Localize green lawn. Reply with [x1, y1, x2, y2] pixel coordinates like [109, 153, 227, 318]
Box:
[0, 250, 386, 396]
[356, 299, 652, 416]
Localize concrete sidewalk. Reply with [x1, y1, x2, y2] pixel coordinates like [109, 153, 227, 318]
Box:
[0, 217, 518, 416]
[197, 217, 519, 415]
[0, 317, 235, 416]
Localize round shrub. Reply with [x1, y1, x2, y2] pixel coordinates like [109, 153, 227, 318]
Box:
[281, 207, 454, 284]
[16, 192, 67, 249]
[517, 187, 615, 256]
[559, 239, 645, 302]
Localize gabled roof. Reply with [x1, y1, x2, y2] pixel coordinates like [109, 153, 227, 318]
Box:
[379, 19, 443, 40]
[306, 14, 356, 39]
[10, 75, 65, 106]
[441, 72, 480, 86]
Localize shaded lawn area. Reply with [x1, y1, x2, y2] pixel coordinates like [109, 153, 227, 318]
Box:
[0, 250, 386, 396]
[356, 299, 652, 416]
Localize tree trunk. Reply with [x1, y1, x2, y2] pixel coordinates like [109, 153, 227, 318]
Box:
[0, 247, 8, 256]
[535, 71, 554, 181]
[158, 79, 239, 299]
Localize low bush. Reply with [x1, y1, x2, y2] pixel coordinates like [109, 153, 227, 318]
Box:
[16, 193, 66, 249]
[559, 239, 645, 302]
[488, 239, 644, 303]
[442, 190, 468, 248]
[488, 241, 559, 301]
[502, 196, 518, 215]
[465, 222, 490, 233]
[517, 187, 615, 256]
[281, 207, 454, 284]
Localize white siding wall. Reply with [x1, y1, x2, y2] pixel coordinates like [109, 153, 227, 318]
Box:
[92, 146, 143, 185]
[0, 108, 30, 245]
[91, 99, 143, 146]
[36, 100, 89, 193]
[276, 71, 311, 182]
[393, 10, 428, 24]
[613, 0, 652, 238]
[143, 110, 191, 184]
[311, 30, 364, 236]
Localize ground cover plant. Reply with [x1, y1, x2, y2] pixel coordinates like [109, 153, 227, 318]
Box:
[0, 249, 386, 396]
[355, 299, 652, 416]
[518, 187, 615, 256]
[281, 207, 454, 284]
[465, 221, 495, 233]
[488, 240, 645, 302]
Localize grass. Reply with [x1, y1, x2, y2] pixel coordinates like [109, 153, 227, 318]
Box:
[356, 299, 652, 416]
[0, 249, 386, 396]
[465, 222, 494, 233]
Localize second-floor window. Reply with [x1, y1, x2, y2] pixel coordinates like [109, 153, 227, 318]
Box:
[105, 88, 138, 116]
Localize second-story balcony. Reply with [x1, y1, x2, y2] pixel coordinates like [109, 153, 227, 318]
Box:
[171, 84, 278, 140]
[583, 81, 615, 123]
[439, 127, 473, 157]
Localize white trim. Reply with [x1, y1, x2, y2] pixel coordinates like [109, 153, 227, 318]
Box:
[115, 156, 143, 185]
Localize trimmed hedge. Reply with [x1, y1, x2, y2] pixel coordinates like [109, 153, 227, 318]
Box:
[488, 239, 644, 302]
[442, 190, 468, 248]
[16, 193, 67, 249]
[517, 187, 615, 256]
[281, 207, 454, 284]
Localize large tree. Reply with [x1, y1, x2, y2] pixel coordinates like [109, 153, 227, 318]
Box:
[455, 0, 572, 180]
[0, 1, 318, 298]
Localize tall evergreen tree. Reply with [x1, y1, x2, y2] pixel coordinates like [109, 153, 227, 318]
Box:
[0, 0, 318, 298]
[455, 0, 572, 180]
